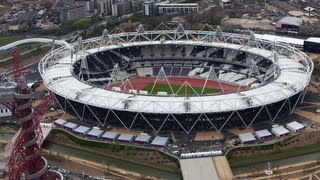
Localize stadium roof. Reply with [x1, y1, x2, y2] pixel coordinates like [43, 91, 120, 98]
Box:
[135, 134, 152, 143]
[102, 131, 119, 140]
[41, 39, 311, 114]
[271, 126, 289, 137]
[54, 119, 67, 126]
[278, 17, 303, 27]
[286, 121, 305, 132]
[87, 129, 104, 137]
[238, 132, 256, 143]
[63, 122, 78, 129]
[255, 129, 272, 139]
[118, 134, 134, 142]
[151, 136, 169, 146]
[74, 126, 90, 134]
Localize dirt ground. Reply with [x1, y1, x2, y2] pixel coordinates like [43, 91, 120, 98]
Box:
[228, 128, 254, 135]
[59, 113, 77, 121]
[111, 128, 143, 136]
[194, 131, 223, 141]
[295, 109, 320, 124]
[221, 18, 275, 31]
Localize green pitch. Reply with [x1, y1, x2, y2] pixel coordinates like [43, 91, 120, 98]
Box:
[143, 83, 220, 95]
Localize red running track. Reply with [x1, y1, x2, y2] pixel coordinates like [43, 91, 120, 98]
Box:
[108, 76, 245, 93]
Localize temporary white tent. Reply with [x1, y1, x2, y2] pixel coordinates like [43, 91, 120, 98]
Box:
[271, 126, 289, 137]
[286, 121, 305, 132]
[238, 132, 256, 144]
[255, 129, 272, 140]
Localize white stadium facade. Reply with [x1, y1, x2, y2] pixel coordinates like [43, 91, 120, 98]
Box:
[38, 24, 313, 134]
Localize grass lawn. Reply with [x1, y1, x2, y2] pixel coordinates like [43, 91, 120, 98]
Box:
[0, 36, 21, 47]
[228, 143, 320, 167]
[0, 46, 51, 67]
[143, 83, 220, 95]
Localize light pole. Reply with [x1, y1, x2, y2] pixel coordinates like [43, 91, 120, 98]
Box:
[265, 162, 273, 180]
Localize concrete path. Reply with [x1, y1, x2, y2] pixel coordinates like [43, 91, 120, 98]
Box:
[180, 157, 219, 180]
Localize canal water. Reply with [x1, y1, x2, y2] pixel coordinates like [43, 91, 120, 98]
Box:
[232, 151, 320, 175]
[43, 142, 182, 180]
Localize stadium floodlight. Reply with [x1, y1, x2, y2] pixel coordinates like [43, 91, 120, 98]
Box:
[110, 63, 122, 78]
[215, 26, 223, 41]
[76, 36, 83, 52]
[202, 66, 224, 94]
[137, 24, 145, 34]
[174, 23, 185, 40]
[150, 67, 174, 95]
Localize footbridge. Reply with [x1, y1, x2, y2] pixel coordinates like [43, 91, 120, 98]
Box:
[179, 156, 233, 180]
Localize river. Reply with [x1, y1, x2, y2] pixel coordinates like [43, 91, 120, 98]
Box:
[43, 142, 182, 180]
[232, 151, 320, 175]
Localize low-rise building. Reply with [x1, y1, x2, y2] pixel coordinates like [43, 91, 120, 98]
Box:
[276, 16, 303, 34]
[60, 2, 89, 23]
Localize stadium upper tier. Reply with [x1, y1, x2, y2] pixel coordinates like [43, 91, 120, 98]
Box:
[39, 25, 313, 115]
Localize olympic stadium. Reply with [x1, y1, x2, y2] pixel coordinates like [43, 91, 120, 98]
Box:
[39, 24, 313, 134]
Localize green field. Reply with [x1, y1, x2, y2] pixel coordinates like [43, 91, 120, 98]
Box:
[0, 36, 21, 46]
[143, 83, 220, 95]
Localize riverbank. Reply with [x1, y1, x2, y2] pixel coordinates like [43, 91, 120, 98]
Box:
[46, 129, 180, 172]
[43, 142, 182, 179]
[227, 130, 320, 167]
[42, 150, 155, 179]
[235, 159, 320, 179]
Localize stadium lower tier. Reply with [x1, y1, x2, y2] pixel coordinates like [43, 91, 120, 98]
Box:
[54, 91, 303, 133]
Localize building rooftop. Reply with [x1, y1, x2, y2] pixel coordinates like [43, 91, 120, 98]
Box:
[63, 122, 78, 129]
[87, 128, 104, 137]
[54, 119, 67, 126]
[74, 125, 90, 134]
[278, 16, 303, 27]
[238, 132, 256, 143]
[135, 134, 152, 143]
[151, 136, 169, 146]
[305, 37, 320, 44]
[102, 131, 119, 139]
[286, 121, 305, 131]
[118, 134, 134, 142]
[255, 129, 272, 138]
[271, 126, 290, 136]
